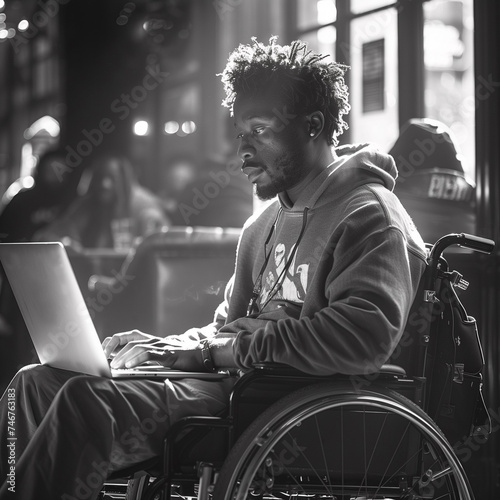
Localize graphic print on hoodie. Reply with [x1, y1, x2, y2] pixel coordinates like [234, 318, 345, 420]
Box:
[251, 152, 349, 317]
[260, 237, 308, 306]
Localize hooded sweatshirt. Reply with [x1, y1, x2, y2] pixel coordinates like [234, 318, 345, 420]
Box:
[189, 144, 427, 376]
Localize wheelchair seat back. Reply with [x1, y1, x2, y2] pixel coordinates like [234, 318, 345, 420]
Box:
[388, 246, 491, 445]
[425, 271, 490, 443]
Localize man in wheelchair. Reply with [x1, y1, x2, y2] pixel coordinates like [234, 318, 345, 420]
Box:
[0, 37, 428, 499]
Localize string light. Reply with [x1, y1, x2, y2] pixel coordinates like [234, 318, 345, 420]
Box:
[181, 120, 196, 134]
[164, 120, 196, 136]
[18, 19, 29, 32]
[0, 1, 16, 42]
[164, 121, 179, 134]
[133, 120, 149, 136]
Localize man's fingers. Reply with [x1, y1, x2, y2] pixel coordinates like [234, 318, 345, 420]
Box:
[108, 339, 142, 366]
[102, 336, 122, 358]
[110, 344, 176, 369]
[102, 330, 152, 358]
[102, 333, 132, 358]
[102, 337, 112, 353]
[122, 349, 175, 369]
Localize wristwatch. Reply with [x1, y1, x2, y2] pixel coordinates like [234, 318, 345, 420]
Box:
[200, 340, 216, 372]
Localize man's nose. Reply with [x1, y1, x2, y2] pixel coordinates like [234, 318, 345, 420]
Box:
[238, 140, 255, 161]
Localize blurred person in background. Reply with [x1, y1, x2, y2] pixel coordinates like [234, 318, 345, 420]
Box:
[389, 118, 476, 244]
[0, 149, 73, 243]
[35, 153, 170, 250]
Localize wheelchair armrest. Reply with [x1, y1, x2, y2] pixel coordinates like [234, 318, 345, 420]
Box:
[251, 362, 314, 376]
[379, 363, 407, 378]
[251, 362, 407, 378]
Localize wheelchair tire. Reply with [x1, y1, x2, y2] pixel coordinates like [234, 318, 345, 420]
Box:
[213, 381, 473, 500]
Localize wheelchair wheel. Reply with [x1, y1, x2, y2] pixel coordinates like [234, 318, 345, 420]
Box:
[213, 382, 473, 500]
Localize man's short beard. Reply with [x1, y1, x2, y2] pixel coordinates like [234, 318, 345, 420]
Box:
[255, 152, 305, 200]
[255, 181, 282, 201]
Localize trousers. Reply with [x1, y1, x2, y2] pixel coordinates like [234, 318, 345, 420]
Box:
[0, 364, 233, 500]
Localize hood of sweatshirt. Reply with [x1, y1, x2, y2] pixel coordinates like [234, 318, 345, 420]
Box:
[278, 143, 398, 212]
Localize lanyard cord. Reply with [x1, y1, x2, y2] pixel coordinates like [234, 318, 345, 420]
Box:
[246, 207, 283, 316]
[259, 206, 309, 311]
[247, 206, 309, 316]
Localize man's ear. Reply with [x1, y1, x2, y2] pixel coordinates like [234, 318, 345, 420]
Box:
[307, 111, 325, 138]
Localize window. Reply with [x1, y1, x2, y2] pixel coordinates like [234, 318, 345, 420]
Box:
[295, 0, 336, 60]
[293, 1, 399, 151]
[349, 7, 399, 150]
[423, 0, 475, 179]
[293, 0, 475, 171]
[362, 39, 385, 112]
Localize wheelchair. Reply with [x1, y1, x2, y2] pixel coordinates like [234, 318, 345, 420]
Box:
[99, 232, 495, 500]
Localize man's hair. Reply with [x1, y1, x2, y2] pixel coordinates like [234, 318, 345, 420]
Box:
[219, 36, 350, 146]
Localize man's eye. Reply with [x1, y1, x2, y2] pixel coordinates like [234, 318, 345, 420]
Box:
[235, 127, 265, 140]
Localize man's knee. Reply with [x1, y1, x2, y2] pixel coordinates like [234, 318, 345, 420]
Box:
[11, 364, 76, 393]
[16, 363, 44, 377]
[57, 375, 103, 404]
[12, 364, 55, 388]
[55, 375, 118, 425]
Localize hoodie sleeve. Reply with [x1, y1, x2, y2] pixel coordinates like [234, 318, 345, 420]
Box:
[226, 211, 426, 376]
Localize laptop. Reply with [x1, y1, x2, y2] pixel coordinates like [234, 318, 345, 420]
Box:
[0, 242, 227, 380]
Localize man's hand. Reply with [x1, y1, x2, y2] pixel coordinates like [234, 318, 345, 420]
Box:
[102, 329, 204, 371]
[102, 330, 159, 359]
